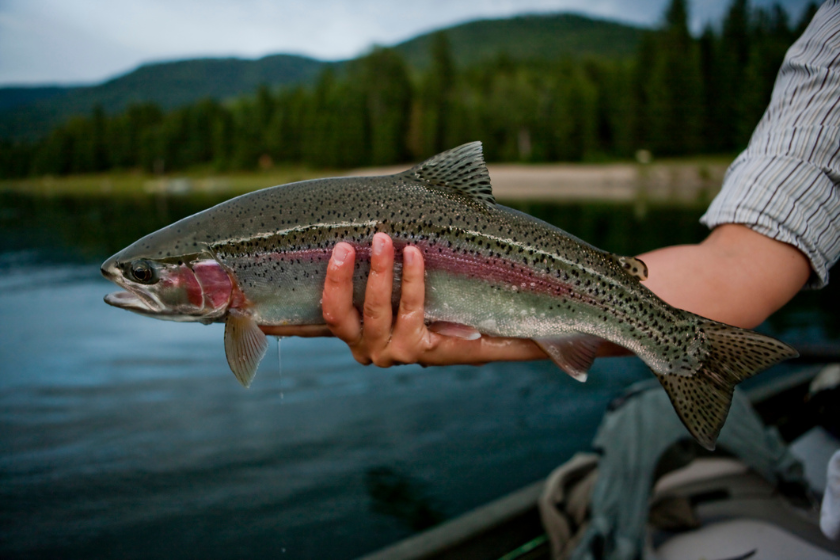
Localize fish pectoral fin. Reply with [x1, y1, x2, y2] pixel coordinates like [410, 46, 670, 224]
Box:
[428, 321, 482, 340]
[224, 310, 268, 388]
[534, 334, 601, 382]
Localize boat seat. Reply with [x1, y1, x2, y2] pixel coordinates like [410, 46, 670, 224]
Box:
[648, 458, 840, 559]
[655, 518, 839, 560]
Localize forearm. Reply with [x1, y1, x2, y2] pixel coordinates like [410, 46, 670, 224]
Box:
[699, 1, 840, 291]
[638, 224, 810, 329]
[592, 224, 810, 358]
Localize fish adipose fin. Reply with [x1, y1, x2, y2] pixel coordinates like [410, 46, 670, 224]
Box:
[656, 321, 798, 451]
[224, 309, 269, 388]
[615, 255, 648, 281]
[535, 334, 601, 382]
[406, 141, 496, 207]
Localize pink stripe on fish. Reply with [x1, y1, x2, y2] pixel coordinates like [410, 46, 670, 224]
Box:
[413, 242, 574, 299]
[237, 241, 578, 301]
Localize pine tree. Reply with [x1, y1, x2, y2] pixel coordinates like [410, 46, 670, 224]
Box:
[698, 25, 721, 152]
[91, 104, 107, 171]
[566, 65, 598, 161]
[717, 0, 751, 150]
[795, 2, 819, 37]
[647, 0, 703, 156]
[631, 31, 658, 152]
[415, 32, 456, 157]
[357, 48, 412, 165]
[737, 5, 793, 144]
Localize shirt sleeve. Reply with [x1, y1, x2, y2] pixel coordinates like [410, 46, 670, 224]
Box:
[823, 449, 840, 541]
[700, 0, 840, 289]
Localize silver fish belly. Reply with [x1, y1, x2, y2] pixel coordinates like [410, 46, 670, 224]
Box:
[102, 142, 798, 450]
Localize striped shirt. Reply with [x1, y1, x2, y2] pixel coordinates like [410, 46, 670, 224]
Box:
[701, 0, 840, 289]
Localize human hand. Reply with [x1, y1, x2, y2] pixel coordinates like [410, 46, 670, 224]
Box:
[326, 233, 554, 366]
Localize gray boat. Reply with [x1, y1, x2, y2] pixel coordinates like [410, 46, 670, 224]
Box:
[358, 350, 840, 560]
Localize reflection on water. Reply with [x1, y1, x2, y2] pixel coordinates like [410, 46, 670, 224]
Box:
[365, 466, 446, 531]
[0, 191, 837, 559]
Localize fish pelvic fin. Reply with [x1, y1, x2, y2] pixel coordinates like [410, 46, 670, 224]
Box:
[656, 321, 798, 451]
[224, 309, 269, 388]
[405, 141, 496, 207]
[535, 334, 601, 383]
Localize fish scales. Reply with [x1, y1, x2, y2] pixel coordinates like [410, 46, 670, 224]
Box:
[102, 142, 798, 450]
[210, 183, 688, 375]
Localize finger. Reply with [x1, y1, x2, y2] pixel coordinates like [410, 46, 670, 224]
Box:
[261, 325, 334, 337]
[361, 233, 395, 356]
[385, 245, 434, 362]
[322, 242, 362, 344]
[393, 246, 427, 333]
[417, 335, 547, 366]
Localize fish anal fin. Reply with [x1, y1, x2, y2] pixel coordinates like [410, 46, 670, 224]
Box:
[656, 320, 798, 450]
[405, 142, 495, 207]
[224, 309, 268, 388]
[535, 334, 601, 383]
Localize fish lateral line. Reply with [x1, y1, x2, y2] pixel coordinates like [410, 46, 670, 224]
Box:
[215, 238, 594, 307]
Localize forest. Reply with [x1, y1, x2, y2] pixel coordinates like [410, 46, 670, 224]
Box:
[0, 0, 818, 179]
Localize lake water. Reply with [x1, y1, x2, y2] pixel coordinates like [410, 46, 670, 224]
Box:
[1, 192, 837, 559]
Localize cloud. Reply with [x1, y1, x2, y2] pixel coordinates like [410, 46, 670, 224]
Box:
[0, 0, 818, 86]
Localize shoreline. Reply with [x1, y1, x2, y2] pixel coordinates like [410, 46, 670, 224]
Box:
[0, 158, 733, 204]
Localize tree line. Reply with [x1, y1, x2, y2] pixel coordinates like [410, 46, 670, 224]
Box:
[0, 0, 818, 179]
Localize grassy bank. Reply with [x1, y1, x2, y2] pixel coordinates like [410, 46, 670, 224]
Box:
[0, 156, 735, 206]
[0, 165, 334, 197]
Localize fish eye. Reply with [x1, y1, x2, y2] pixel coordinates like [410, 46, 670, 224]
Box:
[128, 260, 158, 284]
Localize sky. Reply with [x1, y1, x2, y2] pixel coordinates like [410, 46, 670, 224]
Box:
[0, 0, 816, 87]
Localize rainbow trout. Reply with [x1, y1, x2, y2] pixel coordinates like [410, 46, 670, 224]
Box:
[102, 142, 797, 449]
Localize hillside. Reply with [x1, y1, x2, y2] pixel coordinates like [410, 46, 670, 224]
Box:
[0, 13, 643, 141]
[0, 86, 75, 112]
[0, 55, 327, 141]
[394, 13, 643, 68]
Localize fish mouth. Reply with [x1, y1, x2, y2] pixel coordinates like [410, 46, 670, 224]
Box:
[104, 289, 214, 322]
[104, 290, 159, 315]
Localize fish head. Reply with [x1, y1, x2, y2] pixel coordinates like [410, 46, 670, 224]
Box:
[101, 231, 232, 323]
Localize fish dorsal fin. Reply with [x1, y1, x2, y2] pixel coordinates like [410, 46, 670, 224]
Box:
[406, 141, 495, 207]
[615, 255, 648, 281]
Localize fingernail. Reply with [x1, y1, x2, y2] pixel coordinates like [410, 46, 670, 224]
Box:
[334, 244, 349, 265]
[373, 235, 385, 256]
[404, 247, 415, 265]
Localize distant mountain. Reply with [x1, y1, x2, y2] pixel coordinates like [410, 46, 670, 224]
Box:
[0, 13, 644, 141]
[0, 86, 76, 112]
[394, 13, 643, 68]
[0, 55, 327, 141]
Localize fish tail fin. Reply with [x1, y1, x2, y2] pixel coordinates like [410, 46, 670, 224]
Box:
[656, 321, 798, 451]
